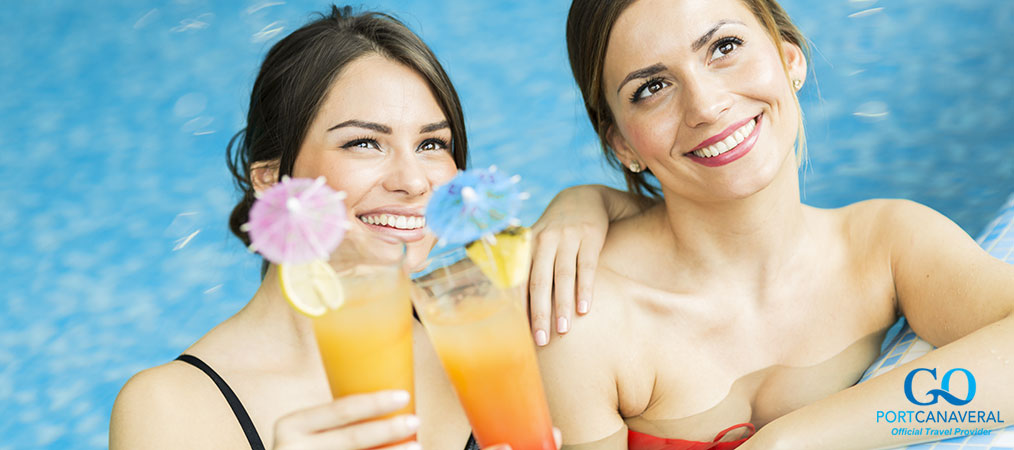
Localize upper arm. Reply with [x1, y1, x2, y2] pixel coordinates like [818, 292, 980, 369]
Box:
[537, 313, 626, 447]
[110, 367, 187, 450]
[110, 364, 243, 450]
[885, 200, 1014, 345]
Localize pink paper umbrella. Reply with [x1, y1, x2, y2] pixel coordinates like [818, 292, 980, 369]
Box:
[242, 176, 349, 264]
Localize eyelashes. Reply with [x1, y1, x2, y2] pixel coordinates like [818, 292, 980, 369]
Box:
[341, 136, 379, 150]
[709, 35, 744, 61]
[418, 137, 450, 152]
[630, 77, 669, 103]
[339, 136, 450, 152]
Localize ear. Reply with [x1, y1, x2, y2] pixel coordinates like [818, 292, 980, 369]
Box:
[251, 160, 280, 193]
[781, 40, 808, 90]
[605, 124, 641, 169]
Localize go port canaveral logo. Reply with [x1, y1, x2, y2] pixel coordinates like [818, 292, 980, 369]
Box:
[877, 367, 1005, 438]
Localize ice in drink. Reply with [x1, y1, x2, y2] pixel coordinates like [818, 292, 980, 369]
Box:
[416, 261, 555, 450]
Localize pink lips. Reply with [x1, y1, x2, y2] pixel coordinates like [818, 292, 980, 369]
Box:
[686, 114, 763, 168]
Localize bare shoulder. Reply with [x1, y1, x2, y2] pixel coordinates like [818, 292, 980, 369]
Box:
[837, 198, 957, 236]
[110, 359, 251, 449]
[841, 199, 1014, 344]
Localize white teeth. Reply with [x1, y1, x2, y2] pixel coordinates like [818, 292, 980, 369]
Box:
[721, 134, 737, 149]
[692, 118, 757, 158]
[357, 214, 425, 230]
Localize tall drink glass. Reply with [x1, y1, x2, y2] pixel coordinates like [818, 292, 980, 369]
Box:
[414, 247, 555, 450]
[311, 235, 415, 421]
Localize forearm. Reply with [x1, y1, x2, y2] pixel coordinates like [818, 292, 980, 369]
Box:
[751, 315, 1014, 450]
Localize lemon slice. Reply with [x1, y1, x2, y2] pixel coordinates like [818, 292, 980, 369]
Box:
[278, 259, 344, 317]
[465, 226, 532, 288]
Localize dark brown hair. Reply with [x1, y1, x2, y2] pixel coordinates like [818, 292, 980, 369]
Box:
[566, 0, 809, 200]
[226, 5, 468, 247]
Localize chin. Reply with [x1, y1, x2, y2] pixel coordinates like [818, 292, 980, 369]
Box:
[405, 237, 437, 273]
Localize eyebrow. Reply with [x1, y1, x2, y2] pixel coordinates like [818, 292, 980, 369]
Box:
[327, 119, 449, 134]
[328, 120, 391, 133]
[420, 120, 449, 133]
[692, 20, 743, 51]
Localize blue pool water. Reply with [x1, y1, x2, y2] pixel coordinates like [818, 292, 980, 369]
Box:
[0, 1, 1011, 448]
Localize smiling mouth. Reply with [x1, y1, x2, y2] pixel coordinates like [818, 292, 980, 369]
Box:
[357, 214, 426, 230]
[687, 114, 760, 158]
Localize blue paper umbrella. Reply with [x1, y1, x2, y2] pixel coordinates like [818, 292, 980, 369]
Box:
[425, 166, 528, 246]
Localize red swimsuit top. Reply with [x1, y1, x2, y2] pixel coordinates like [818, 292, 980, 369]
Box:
[628, 423, 755, 450]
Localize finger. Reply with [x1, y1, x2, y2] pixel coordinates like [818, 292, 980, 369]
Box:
[275, 390, 410, 438]
[528, 232, 559, 347]
[574, 235, 604, 316]
[484, 445, 513, 450]
[306, 414, 419, 450]
[552, 238, 580, 335]
[553, 427, 563, 449]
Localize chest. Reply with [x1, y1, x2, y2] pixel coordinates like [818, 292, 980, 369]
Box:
[612, 272, 895, 440]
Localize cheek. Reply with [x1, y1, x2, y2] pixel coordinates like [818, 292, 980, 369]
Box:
[426, 153, 458, 185]
[623, 114, 678, 157]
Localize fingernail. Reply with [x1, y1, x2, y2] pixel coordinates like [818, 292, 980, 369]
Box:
[557, 317, 569, 334]
[390, 390, 411, 405]
[402, 414, 420, 430]
[577, 300, 589, 314]
[535, 329, 548, 346]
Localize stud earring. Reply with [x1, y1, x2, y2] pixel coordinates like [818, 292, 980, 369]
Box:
[793, 79, 803, 91]
[628, 161, 642, 173]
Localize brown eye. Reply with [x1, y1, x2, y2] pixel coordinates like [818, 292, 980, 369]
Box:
[418, 138, 449, 152]
[341, 138, 380, 150]
[631, 77, 671, 102]
[709, 36, 744, 61]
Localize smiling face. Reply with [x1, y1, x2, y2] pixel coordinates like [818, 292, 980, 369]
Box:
[602, 0, 806, 201]
[290, 54, 457, 269]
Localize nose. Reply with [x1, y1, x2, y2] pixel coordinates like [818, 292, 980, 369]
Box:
[381, 149, 429, 197]
[681, 75, 732, 128]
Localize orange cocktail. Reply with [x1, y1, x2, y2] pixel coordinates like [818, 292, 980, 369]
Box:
[416, 253, 555, 450]
[312, 264, 414, 417]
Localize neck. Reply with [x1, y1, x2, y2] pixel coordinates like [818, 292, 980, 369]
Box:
[656, 156, 811, 283]
[239, 264, 319, 352]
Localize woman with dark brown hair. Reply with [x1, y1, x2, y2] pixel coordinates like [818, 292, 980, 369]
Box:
[538, 0, 1014, 448]
[109, 5, 631, 449]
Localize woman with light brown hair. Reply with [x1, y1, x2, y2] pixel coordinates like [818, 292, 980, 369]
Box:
[538, 0, 1014, 448]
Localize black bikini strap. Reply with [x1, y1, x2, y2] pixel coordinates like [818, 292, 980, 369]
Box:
[465, 434, 480, 450]
[176, 354, 266, 450]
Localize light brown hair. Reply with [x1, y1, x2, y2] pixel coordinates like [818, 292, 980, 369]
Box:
[566, 0, 810, 199]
